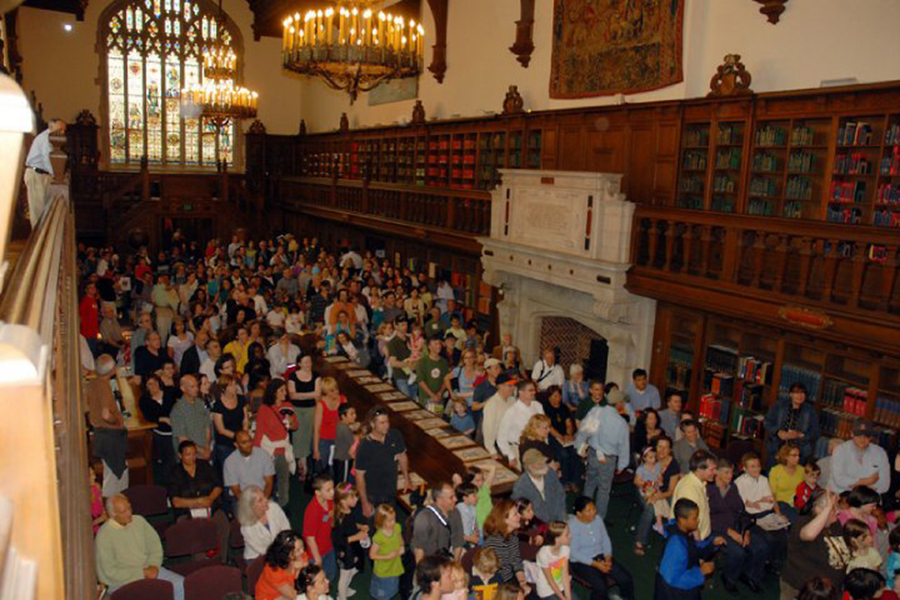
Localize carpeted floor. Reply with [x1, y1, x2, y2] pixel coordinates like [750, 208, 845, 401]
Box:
[281, 477, 781, 600]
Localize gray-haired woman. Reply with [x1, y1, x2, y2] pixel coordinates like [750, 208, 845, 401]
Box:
[238, 485, 291, 560]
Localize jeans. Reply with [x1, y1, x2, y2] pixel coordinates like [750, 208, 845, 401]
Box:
[584, 453, 617, 519]
[315, 439, 335, 475]
[394, 378, 419, 401]
[151, 433, 176, 486]
[778, 501, 799, 524]
[635, 496, 659, 546]
[333, 459, 353, 484]
[108, 568, 185, 600]
[559, 444, 581, 485]
[321, 549, 338, 582]
[274, 453, 290, 507]
[570, 560, 634, 600]
[214, 443, 235, 473]
[370, 574, 400, 600]
[721, 531, 771, 584]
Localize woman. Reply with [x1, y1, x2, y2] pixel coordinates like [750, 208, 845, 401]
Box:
[295, 564, 333, 600]
[166, 317, 194, 369]
[542, 386, 579, 490]
[519, 414, 560, 473]
[255, 379, 298, 508]
[313, 377, 346, 475]
[403, 287, 426, 324]
[447, 349, 482, 409]
[633, 436, 680, 556]
[562, 364, 589, 411]
[633, 408, 664, 453]
[255, 530, 309, 600]
[483, 499, 531, 595]
[138, 374, 177, 484]
[238, 485, 291, 561]
[288, 354, 321, 480]
[212, 374, 250, 467]
[224, 326, 251, 375]
[769, 444, 805, 522]
[334, 330, 361, 364]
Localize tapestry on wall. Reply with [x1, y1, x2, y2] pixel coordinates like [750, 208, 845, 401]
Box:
[549, 0, 685, 99]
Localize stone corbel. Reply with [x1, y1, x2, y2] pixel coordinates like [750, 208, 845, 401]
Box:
[509, 0, 535, 67]
[426, 0, 448, 83]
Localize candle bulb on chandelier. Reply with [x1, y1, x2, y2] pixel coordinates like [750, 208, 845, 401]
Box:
[417, 24, 424, 57]
[338, 8, 346, 43]
[316, 10, 323, 45]
[362, 9, 372, 46]
[377, 12, 385, 46]
[325, 7, 333, 45]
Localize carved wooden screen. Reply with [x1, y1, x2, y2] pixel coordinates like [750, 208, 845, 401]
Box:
[101, 0, 236, 167]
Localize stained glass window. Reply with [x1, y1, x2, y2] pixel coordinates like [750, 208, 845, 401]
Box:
[102, 0, 236, 167]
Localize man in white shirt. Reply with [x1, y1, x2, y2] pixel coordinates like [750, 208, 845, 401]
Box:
[200, 338, 221, 382]
[482, 374, 517, 456]
[340, 247, 364, 270]
[267, 333, 300, 379]
[223, 431, 275, 500]
[23, 118, 66, 227]
[497, 380, 545, 470]
[829, 419, 890, 494]
[531, 349, 565, 392]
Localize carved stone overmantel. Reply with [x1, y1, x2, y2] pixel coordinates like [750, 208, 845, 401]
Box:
[480, 170, 655, 386]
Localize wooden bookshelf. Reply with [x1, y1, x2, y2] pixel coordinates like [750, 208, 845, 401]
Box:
[677, 122, 710, 210]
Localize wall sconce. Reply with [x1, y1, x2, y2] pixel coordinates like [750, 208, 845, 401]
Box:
[753, 0, 789, 24]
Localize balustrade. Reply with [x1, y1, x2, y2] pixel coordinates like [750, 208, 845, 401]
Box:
[631, 206, 900, 318]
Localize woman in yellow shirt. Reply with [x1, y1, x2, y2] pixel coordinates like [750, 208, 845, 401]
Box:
[768, 444, 804, 522]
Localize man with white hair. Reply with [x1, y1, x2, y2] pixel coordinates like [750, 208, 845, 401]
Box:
[96, 494, 184, 599]
[23, 118, 66, 227]
[87, 354, 129, 497]
[531, 348, 565, 392]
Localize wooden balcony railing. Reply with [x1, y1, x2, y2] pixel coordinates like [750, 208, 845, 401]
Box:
[630, 206, 900, 321]
[279, 176, 493, 237]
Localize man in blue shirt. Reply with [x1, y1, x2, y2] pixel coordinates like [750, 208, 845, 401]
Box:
[23, 118, 66, 227]
[575, 403, 630, 520]
[568, 496, 634, 600]
[624, 368, 661, 413]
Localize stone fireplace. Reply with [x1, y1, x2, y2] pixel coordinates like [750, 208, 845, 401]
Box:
[479, 170, 655, 388]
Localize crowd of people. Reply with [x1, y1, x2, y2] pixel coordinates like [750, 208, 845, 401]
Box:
[80, 231, 900, 600]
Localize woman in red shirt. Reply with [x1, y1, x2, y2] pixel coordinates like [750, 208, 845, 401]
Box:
[255, 379, 298, 508]
[255, 530, 309, 600]
[79, 282, 100, 354]
[313, 376, 346, 475]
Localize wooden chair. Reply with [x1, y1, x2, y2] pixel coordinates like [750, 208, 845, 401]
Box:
[228, 519, 246, 570]
[123, 484, 172, 536]
[184, 564, 242, 600]
[109, 578, 174, 600]
[164, 517, 220, 575]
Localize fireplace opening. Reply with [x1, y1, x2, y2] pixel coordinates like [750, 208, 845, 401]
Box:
[539, 317, 608, 384]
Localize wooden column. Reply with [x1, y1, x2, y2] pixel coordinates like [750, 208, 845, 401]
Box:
[426, 0, 448, 83]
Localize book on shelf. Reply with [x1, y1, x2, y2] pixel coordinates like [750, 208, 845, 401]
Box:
[821, 379, 868, 416]
[737, 356, 772, 385]
[885, 123, 900, 146]
[778, 363, 822, 402]
[791, 125, 816, 147]
[729, 408, 765, 439]
[837, 121, 874, 146]
[833, 153, 872, 175]
[874, 397, 900, 428]
[705, 345, 739, 373]
[755, 125, 786, 147]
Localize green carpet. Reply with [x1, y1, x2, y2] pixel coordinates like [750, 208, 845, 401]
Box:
[281, 478, 781, 600]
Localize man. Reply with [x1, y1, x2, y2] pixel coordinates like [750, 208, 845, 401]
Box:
[179, 329, 206, 376]
[672, 449, 718, 540]
[96, 494, 184, 600]
[87, 354, 129, 497]
[780, 490, 846, 600]
[340, 246, 363, 270]
[169, 374, 212, 460]
[568, 496, 634, 600]
[472, 357, 502, 435]
[623, 368, 660, 413]
[416, 336, 450, 414]
[99, 303, 126, 358]
[496, 380, 545, 469]
[576, 380, 606, 423]
[355, 407, 410, 518]
[764, 382, 820, 467]
[223, 430, 275, 500]
[673, 419, 710, 474]
[387, 317, 418, 400]
[531, 348, 565, 392]
[829, 418, 890, 494]
[574, 400, 630, 520]
[658, 391, 683, 440]
[423, 306, 444, 339]
[133, 330, 166, 382]
[435, 279, 455, 314]
[151, 273, 180, 346]
[129, 311, 154, 365]
[267, 332, 300, 379]
[23, 118, 66, 227]
[414, 555, 455, 600]
[511, 449, 566, 523]
[411, 482, 465, 562]
[167, 441, 229, 561]
[308, 280, 331, 324]
[482, 374, 517, 456]
[178, 271, 198, 314]
[199, 338, 221, 382]
[381, 292, 404, 325]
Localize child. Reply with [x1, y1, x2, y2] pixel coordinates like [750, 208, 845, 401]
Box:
[535, 521, 573, 600]
[515, 498, 548, 562]
[794, 460, 821, 511]
[302, 475, 337, 581]
[655, 498, 721, 600]
[408, 324, 425, 363]
[845, 518, 883, 572]
[369, 503, 404, 600]
[89, 460, 107, 535]
[845, 567, 900, 600]
[456, 483, 480, 546]
[332, 484, 369, 600]
[634, 446, 669, 537]
[471, 547, 503, 600]
[887, 525, 900, 590]
[440, 561, 469, 600]
[450, 398, 476, 437]
[494, 582, 524, 600]
[334, 405, 358, 483]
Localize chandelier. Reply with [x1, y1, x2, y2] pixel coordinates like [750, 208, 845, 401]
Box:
[203, 47, 237, 81]
[282, 1, 424, 103]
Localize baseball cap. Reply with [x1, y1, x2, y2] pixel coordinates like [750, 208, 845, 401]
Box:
[852, 419, 877, 437]
[496, 373, 518, 386]
[484, 358, 501, 369]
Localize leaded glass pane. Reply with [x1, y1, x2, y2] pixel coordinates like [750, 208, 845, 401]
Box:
[127, 52, 145, 158]
[218, 123, 233, 164]
[146, 53, 162, 161]
[202, 121, 217, 166]
[108, 51, 127, 162]
[164, 56, 181, 162]
[183, 59, 200, 164]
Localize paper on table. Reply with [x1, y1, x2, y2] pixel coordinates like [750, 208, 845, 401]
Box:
[385, 401, 420, 412]
[453, 446, 492, 462]
[324, 355, 348, 363]
[426, 428, 453, 439]
[364, 383, 395, 393]
[403, 410, 436, 421]
[346, 370, 372, 377]
[438, 435, 477, 450]
[416, 418, 447, 430]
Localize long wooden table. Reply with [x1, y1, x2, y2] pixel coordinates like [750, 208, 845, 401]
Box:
[318, 355, 517, 500]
